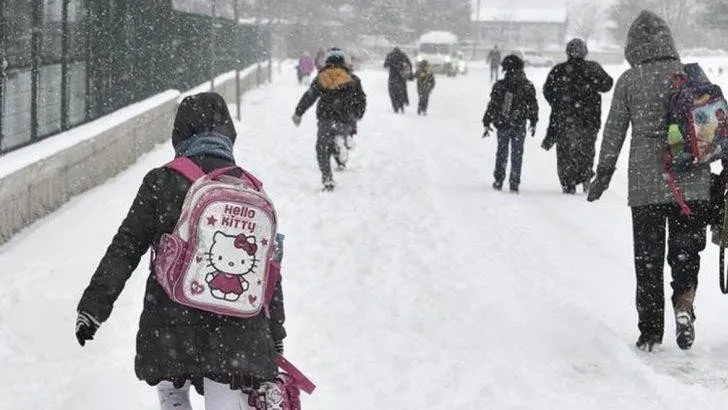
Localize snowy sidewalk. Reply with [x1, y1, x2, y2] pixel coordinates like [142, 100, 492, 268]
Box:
[2, 62, 728, 409]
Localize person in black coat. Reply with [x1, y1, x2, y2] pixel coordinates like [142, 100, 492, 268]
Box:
[383, 47, 413, 113]
[75, 92, 286, 408]
[482, 54, 539, 193]
[292, 48, 367, 190]
[543, 38, 613, 194]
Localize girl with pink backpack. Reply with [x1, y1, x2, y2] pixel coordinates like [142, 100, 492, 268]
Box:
[75, 92, 312, 409]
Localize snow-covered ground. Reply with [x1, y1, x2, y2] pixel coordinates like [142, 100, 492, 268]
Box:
[3, 61, 728, 409]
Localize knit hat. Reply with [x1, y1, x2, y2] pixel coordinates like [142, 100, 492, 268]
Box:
[501, 54, 524, 72]
[566, 38, 588, 59]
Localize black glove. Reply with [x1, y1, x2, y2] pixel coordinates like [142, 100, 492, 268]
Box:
[587, 166, 615, 202]
[75, 311, 100, 346]
[529, 123, 536, 137]
[483, 126, 493, 138]
[292, 114, 302, 127]
[274, 339, 284, 354]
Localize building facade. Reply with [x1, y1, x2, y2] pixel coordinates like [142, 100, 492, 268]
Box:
[473, 8, 567, 51]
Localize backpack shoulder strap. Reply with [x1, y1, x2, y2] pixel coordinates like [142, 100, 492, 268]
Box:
[275, 355, 316, 394]
[166, 157, 206, 182]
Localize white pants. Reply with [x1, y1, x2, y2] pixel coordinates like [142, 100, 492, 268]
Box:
[158, 379, 249, 410]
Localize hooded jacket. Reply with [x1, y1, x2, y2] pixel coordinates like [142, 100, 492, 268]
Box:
[294, 62, 367, 124]
[77, 92, 286, 387]
[596, 10, 711, 207]
[544, 56, 613, 132]
[415, 62, 436, 95]
[482, 69, 538, 130]
[384, 48, 413, 81]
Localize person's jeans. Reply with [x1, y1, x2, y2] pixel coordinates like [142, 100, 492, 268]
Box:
[493, 127, 526, 187]
[418, 91, 431, 114]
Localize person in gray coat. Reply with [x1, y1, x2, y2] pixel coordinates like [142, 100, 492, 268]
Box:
[587, 11, 711, 352]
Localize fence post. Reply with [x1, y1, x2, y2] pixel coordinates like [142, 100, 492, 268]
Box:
[0, 0, 6, 150]
[210, 0, 216, 91]
[30, 0, 41, 141]
[60, 0, 70, 131]
[83, 0, 92, 121]
[234, 0, 241, 120]
[267, 20, 272, 83]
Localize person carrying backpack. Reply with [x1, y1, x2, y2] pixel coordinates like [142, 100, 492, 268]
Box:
[75, 92, 288, 409]
[482, 54, 538, 193]
[543, 38, 613, 194]
[292, 47, 367, 191]
[587, 11, 713, 352]
[414, 59, 436, 116]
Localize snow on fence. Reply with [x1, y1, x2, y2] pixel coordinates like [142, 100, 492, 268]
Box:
[0, 62, 271, 245]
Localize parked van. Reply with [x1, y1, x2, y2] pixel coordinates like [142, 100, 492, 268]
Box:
[416, 31, 459, 76]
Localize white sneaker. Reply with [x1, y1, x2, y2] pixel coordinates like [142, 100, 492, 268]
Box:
[334, 135, 348, 165]
[675, 310, 695, 350]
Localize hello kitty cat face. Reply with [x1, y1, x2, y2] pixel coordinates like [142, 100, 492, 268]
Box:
[206, 232, 258, 275]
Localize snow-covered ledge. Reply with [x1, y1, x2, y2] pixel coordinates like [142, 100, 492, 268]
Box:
[0, 62, 271, 244]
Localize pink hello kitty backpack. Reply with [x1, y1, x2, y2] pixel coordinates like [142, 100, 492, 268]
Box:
[153, 157, 280, 318]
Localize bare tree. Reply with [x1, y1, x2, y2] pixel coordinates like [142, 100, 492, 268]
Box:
[697, 0, 728, 29]
[608, 0, 652, 46]
[568, 0, 607, 43]
[607, 0, 704, 48]
[651, 0, 696, 47]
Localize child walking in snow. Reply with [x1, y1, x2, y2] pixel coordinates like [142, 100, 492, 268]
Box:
[415, 60, 436, 115]
[482, 54, 538, 193]
[292, 47, 367, 191]
[75, 92, 287, 409]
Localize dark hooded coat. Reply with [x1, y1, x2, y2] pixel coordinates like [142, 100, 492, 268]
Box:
[482, 69, 538, 130]
[383, 48, 413, 111]
[294, 61, 366, 124]
[542, 55, 613, 149]
[77, 92, 286, 389]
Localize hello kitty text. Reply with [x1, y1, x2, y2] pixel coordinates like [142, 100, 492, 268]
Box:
[219, 204, 257, 233]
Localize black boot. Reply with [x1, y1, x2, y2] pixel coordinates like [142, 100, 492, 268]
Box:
[635, 334, 662, 352]
[492, 180, 503, 191]
[322, 175, 336, 192]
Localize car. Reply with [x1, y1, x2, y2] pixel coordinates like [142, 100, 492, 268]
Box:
[513, 49, 554, 67]
[416, 31, 459, 75]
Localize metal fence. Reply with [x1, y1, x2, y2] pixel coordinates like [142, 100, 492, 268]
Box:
[0, 0, 270, 154]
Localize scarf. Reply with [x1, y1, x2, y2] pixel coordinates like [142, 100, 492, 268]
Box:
[174, 132, 235, 161]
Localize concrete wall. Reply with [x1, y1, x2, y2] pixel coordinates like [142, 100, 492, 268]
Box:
[0, 62, 271, 245]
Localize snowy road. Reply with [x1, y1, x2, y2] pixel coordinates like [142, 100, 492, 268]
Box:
[3, 61, 728, 409]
